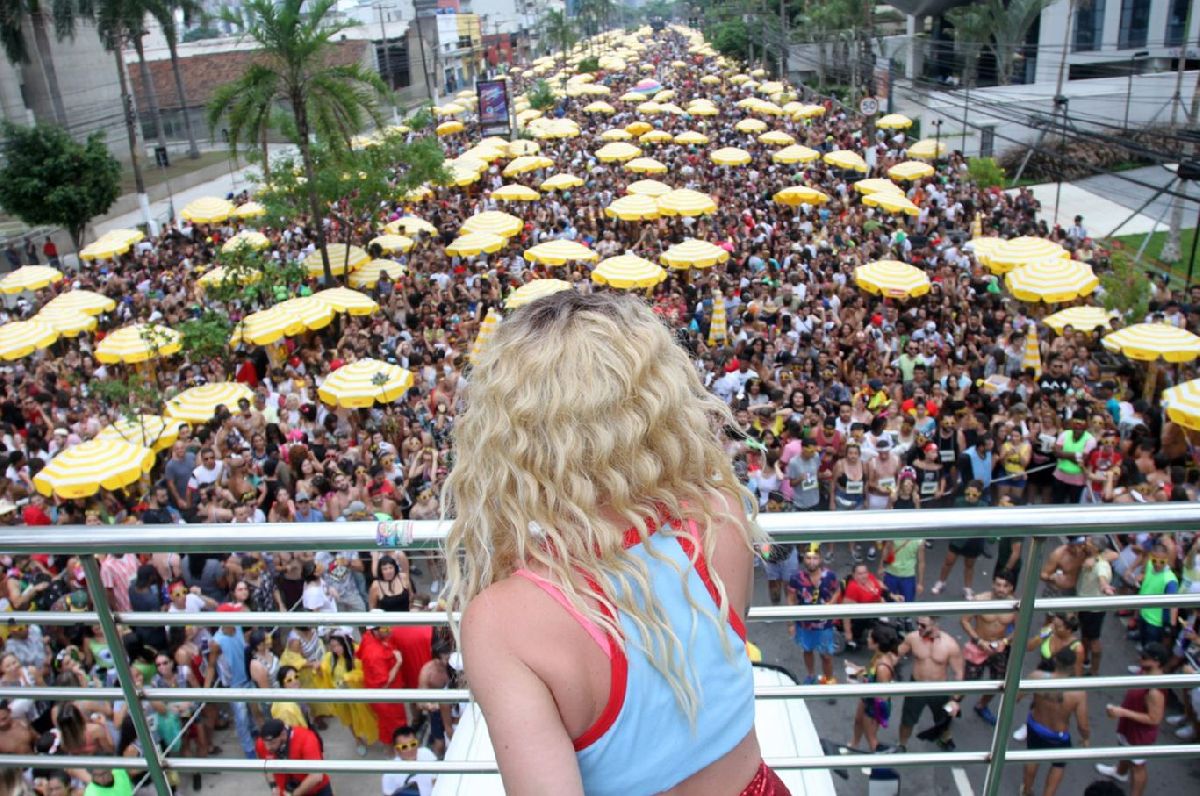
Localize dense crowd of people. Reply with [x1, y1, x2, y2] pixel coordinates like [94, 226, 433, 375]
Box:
[0, 22, 1197, 796]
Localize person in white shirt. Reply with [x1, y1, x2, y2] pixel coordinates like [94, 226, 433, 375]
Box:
[382, 725, 437, 796]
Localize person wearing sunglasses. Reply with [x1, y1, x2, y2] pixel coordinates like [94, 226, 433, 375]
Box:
[1134, 543, 1180, 655]
[255, 717, 332, 796]
[381, 725, 437, 796]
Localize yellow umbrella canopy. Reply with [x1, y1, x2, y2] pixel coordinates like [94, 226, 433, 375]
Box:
[437, 164, 483, 187]
[876, 113, 913, 130]
[0, 265, 63, 294]
[386, 216, 437, 236]
[625, 121, 653, 136]
[981, 236, 1068, 274]
[592, 255, 667, 289]
[507, 139, 541, 156]
[1005, 259, 1099, 303]
[660, 239, 731, 270]
[449, 155, 488, 174]
[823, 149, 869, 172]
[97, 415, 182, 453]
[1102, 323, 1200, 363]
[447, 232, 507, 257]
[863, 192, 922, 216]
[33, 308, 97, 337]
[888, 161, 936, 182]
[79, 230, 141, 261]
[626, 179, 673, 197]
[181, 196, 235, 223]
[434, 102, 465, 116]
[471, 307, 502, 364]
[792, 103, 826, 119]
[43, 290, 116, 316]
[657, 188, 718, 217]
[221, 230, 271, 253]
[639, 129, 673, 144]
[700, 74, 721, 85]
[347, 259, 406, 289]
[304, 244, 369, 277]
[503, 155, 555, 176]
[674, 130, 710, 145]
[854, 178, 905, 195]
[773, 186, 831, 206]
[710, 147, 752, 166]
[198, 265, 262, 291]
[686, 103, 719, 116]
[318, 359, 414, 408]
[734, 118, 767, 133]
[772, 144, 820, 164]
[1162, 379, 1200, 431]
[231, 201, 267, 219]
[491, 184, 542, 202]
[461, 211, 524, 238]
[1042, 306, 1116, 334]
[523, 240, 600, 266]
[854, 260, 932, 300]
[95, 323, 182, 364]
[505, 278, 574, 309]
[758, 130, 795, 146]
[436, 120, 464, 136]
[33, 439, 155, 500]
[275, 295, 336, 331]
[541, 173, 585, 191]
[232, 305, 300, 346]
[314, 287, 379, 316]
[596, 142, 641, 162]
[368, 234, 415, 254]
[625, 156, 669, 174]
[908, 138, 947, 160]
[516, 108, 544, 125]
[605, 194, 661, 221]
[533, 118, 581, 139]
[600, 128, 633, 141]
[583, 100, 616, 114]
[165, 382, 256, 423]
[0, 320, 58, 360]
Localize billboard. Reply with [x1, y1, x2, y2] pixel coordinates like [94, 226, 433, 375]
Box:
[476, 79, 511, 138]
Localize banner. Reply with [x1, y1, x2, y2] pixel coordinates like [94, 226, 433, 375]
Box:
[477, 79, 511, 137]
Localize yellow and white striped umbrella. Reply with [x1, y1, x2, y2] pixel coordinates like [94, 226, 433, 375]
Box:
[449, 155, 487, 175]
[198, 265, 262, 291]
[674, 130, 710, 145]
[625, 120, 653, 136]
[876, 113, 913, 130]
[639, 129, 673, 144]
[532, 119, 580, 139]
[592, 255, 666, 289]
[605, 194, 661, 221]
[0, 265, 63, 294]
[435, 120, 464, 136]
[401, 184, 434, 201]
[660, 239, 731, 270]
[222, 230, 271, 253]
[461, 211, 524, 238]
[303, 244, 370, 277]
[888, 161, 935, 182]
[792, 104, 826, 119]
[711, 147, 752, 166]
[774, 186, 830, 207]
[491, 184, 541, 202]
[700, 74, 721, 85]
[33, 439, 154, 499]
[502, 156, 555, 176]
[318, 359, 414, 408]
[1042, 306, 1116, 334]
[625, 156, 668, 174]
[854, 260, 931, 300]
[981, 236, 1068, 274]
[347, 259, 406, 289]
[823, 150, 869, 172]
[966, 236, 1005, 268]
[43, 290, 115, 315]
[636, 101, 664, 114]
[657, 188, 717, 217]
[854, 178, 905, 195]
[460, 145, 504, 163]
[686, 103, 719, 116]
[369, 234, 415, 254]
[33, 308, 96, 337]
[181, 196, 235, 224]
[595, 142, 642, 162]
[1021, 326, 1043, 377]
[507, 139, 541, 156]
[447, 232, 506, 257]
[600, 128, 633, 141]
[908, 138, 947, 160]
[1102, 323, 1200, 363]
[863, 191, 921, 216]
[314, 287, 379, 316]
[758, 130, 795, 146]
[96, 323, 182, 364]
[516, 108, 543, 125]
[523, 240, 599, 266]
[79, 229, 143, 261]
[1005, 259, 1099, 303]
[231, 306, 300, 346]
[275, 296, 336, 331]
[541, 173, 585, 191]
[0, 320, 58, 360]
[231, 201, 267, 219]
[708, 292, 727, 346]
[97, 415, 183, 453]
[437, 164, 483, 187]
[505, 278, 574, 309]
[470, 307, 502, 363]
[583, 100, 616, 114]
[1162, 379, 1200, 431]
[626, 179, 673, 197]
[386, 217, 437, 236]
[165, 382, 256, 423]
[734, 118, 767, 134]
[772, 144, 820, 164]
[434, 102, 465, 116]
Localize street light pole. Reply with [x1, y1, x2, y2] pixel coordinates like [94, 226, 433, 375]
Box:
[933, 118, 942, 158]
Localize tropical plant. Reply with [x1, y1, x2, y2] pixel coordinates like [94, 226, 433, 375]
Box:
[526, 78, 557, 112]
[147, 0, 203, 159]
[540, 8, 575, 61]
[944, 2, 990, 88]
[985, 0, 1056, 86]
[180, 311, 234, 368]
[1100, 247, 1151, 322]
[207, 0, 389, 285]
[967, 157, 1005, 189]
[0, 0, 69, 125]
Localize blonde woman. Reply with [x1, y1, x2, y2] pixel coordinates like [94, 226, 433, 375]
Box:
[446, 292, 787, 795]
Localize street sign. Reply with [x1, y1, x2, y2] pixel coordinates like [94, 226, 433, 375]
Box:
[859, 97, 879, 117]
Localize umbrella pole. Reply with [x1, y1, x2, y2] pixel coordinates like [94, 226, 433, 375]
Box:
[1143, 361, 1160, 404]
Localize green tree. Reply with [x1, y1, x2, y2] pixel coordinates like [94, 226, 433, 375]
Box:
[207, 0, 389, 285]
[526, 78, 557, 112]
[1100, 249, 1151, 322]
[0, 0, 71, 126]
[180, 311, 234, 369]
[967, 157, 1005, 189]
[540, 8, 575, 61]
[985, 0, 1056, 86]
[147, 0, 203, 159]
[0, 122, 121, 252]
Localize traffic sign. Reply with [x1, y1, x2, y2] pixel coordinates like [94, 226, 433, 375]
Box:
[859, 97, 879, 117]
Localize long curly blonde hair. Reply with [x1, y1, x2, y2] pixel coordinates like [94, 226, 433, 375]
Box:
[443, 291, 759, 721]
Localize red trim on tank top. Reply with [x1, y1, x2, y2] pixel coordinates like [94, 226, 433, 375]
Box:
[573, 573, 628, 752]
[676, 532, 748, 642]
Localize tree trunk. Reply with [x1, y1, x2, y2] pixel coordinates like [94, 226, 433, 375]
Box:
[261, 125, 271, 182]
[114, 46, 147, 195]
[133, 36, 170, 160]
[29, 10, 67, 127]
[293, 99, 332, 285]
[167, 35, 201, 159]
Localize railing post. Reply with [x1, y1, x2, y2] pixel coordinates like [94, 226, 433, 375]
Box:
[81, 554, 174, 795]
[981, 535, 1045, 796]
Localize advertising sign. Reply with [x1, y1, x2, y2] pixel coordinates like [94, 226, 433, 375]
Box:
[477, 79, 511, 137]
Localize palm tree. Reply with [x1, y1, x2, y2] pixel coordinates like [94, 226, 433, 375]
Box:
[207, 0, 387, 284]
[147, 0, 202, 159]
[540, 8, 575, 63]
[986, 0, 1055, 86]
[0, 0, 72, 126]
[118, 1, 171, 160]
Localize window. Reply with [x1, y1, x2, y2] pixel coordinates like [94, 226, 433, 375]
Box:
[1118, 0, 1151, 50]
[1165, 0, 1189, 47]
[375, 39, 410, 90]
[979, 127, 995, 158]
[1072, 0, 1105, 52]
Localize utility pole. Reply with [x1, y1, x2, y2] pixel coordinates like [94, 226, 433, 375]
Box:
[1051, 1, 1076, 230]
[377, 1, 391, 90]
[414, 8, 436, 105]
[113, 31, 156, 235]
[1162, 1, 1196, 263]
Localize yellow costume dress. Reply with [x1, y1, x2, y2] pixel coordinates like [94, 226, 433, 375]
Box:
[317, 651, 380, 745]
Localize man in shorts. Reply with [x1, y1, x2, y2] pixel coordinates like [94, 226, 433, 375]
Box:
[787, 546, 841, 684]
[897, 615, 965, 751]
[1095, 643, 1168, 796]
[932, 479, 988, 599]
[960, 570, 1017, 725]
[1022, 648, 1090, 796]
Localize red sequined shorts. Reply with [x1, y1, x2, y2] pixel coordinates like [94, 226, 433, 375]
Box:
[738, 761, 791, 796]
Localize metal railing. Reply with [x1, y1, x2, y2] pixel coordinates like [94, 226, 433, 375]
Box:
[2, 502, 1199, 796]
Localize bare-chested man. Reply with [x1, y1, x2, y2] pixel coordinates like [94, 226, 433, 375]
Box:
[897, 615, 965, 751]
[416, 654, 456, 757]
[1041, 536, 1089, 597]
[0, 699, 36, 755]
[961, 570, 1018, 726]
[1021, 648, 1090, 796]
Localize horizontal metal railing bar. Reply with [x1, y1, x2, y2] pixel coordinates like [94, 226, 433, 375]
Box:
[7, 673, 1198, 704]
[1, 503, 1199, 554]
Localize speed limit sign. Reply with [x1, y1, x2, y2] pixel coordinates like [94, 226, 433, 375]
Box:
[859, 97, 879, 117]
